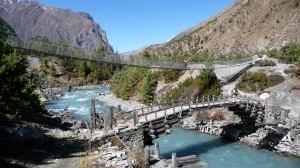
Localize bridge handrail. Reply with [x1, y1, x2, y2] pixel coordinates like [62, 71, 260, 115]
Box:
[125, 95, 266, 119]
[6, 34, 257, 71]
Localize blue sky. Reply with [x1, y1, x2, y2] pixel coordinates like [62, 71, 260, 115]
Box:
[37, 0, 236, 53]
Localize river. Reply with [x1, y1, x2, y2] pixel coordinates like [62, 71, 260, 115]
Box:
[45, 88, 112, 121]
[45, 88, 300, 168]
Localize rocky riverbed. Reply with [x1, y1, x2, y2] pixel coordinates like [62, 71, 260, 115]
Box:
[97, 93, 146, 112]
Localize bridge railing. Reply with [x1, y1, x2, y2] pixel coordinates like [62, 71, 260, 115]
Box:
[6, 34, 257, 70]
[126, 95, 235, 117]
[126, 94, 267, 123]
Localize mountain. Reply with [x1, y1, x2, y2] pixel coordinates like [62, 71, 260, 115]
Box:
[120, 45, 149, 59]
[0, 0, 113, 53]
[145, 0, 300, 57]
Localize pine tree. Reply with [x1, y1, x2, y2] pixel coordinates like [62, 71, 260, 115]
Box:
[0, 17, 43, 118]
[141, 72, 157, 104]
[0, 50, 43, 117]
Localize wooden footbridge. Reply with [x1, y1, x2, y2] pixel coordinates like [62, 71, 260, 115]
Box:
[90, 95, 272, 144]
[6, 35, 262, 83]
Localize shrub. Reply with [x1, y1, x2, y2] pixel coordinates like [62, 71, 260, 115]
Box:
[268, 42, 300, 66]
[110, 136, 121, 147]
[133, 150, 145, 168]
[195, 110, 209, 122]
[0, 51, 43, 117]
[237, 71, 270, 92]
[162, 69, 221, 101]
[212, 110, 225, 121]
[110, 67, 148, 100]
[258, 60, 276, 67]
[162, 69, 182, 83]
[49, 64, 57, 76]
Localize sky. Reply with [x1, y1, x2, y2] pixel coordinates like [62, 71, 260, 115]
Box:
[37, 0, 236, 53]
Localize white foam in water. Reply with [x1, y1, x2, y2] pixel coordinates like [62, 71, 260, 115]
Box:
[45, 88, 112, 120]
[68, 107, 87, 114]
[77, 98, 89, 102]
[62, 94, 76, 99]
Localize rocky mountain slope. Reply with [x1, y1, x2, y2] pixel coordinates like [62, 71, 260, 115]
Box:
[145, 0, 300, 57]
[0, 0, 112, 53]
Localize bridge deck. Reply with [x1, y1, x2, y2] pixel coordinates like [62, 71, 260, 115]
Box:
[127, 95, 267, 126]
[139, 101, 233, 123]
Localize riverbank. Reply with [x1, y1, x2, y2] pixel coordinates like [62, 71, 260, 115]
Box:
[181, 110, 300, 158]
[96, 93, 146, 112]
[0, 108, 91, 168]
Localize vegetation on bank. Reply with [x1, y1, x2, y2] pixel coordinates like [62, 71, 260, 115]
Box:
[38, 55, 115, 83]
[161, 69, 183, 83]
[15, 34, 117, 85]
[162, 69, 221, 101]
[236, 71, 270, 93]
[268, 42, 300, 78]
[0, 18, 43, 118]
[258, 60, 276, 67]
[109, 67, 186, 104]
[268, 42, 300, 65]
[110, 67, 149, 101]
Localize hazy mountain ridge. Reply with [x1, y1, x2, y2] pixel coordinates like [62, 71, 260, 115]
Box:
[145, 0, 300, 57]
[0, 0, 113, 53]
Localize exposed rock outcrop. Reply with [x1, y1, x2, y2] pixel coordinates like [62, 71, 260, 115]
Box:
[0, 0, 113, 53]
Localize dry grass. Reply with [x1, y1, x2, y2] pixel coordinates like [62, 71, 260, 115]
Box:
[212, 110, 225, 121]
[110, 136, 121, 147]
[133, 150, 146, 168]
[195, 110, 210, 122]
[78, 147, 93, 168]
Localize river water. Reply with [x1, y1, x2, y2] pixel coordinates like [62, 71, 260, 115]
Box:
[45, 88, 112, 121]
[45, 89, 300, 168]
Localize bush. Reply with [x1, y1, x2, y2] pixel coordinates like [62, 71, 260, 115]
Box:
[195, 110, 209, 122]
[162, 69, 221, 101]
[258, 60, 276, 67]
[212, 110, 225, 121]
[110, 67, 148, 100]
[49, 64, 57, 76]
[237, 71, 270, 92]
[162, 69, 183, 83]
[133, 150, 145, 168]
[268, 42, 300, 66]
[0, 51, 44, 117]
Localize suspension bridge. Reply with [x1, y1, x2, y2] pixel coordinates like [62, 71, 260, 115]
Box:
[5, 35, 262, 83]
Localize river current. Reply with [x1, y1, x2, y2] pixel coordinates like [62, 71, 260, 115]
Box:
[45, 89, 300, 168]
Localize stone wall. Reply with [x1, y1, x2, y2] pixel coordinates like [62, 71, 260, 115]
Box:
[118, 128, 144, 152]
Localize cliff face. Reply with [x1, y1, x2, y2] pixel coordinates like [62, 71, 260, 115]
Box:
[0, 0, 113, 53]
[146, 0, 300, 57]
